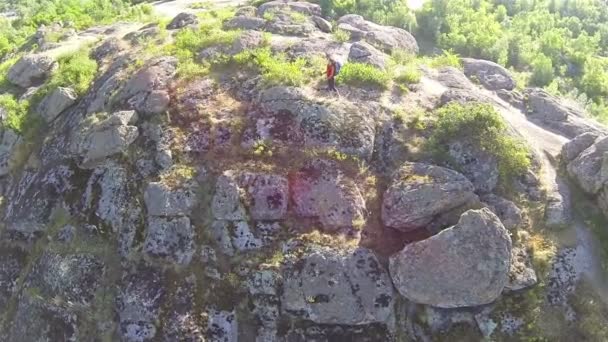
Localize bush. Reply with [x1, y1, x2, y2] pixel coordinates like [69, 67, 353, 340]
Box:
[336, 63, 391, 89]
[47, 49, 98, 95]
[427, 102, 530, 182]
[0, 94, 29, 133]
[395, 65, 421, 85]
[333, 28, 351, 42]
[235, 48, 308, 86]
[427, 50, 462, 69]
[530, 54, 554, 87]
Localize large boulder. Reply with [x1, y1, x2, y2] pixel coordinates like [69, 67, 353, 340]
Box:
[566, 136, 608, 195]
[348, 41, 389, 70]
[258, 1, 322, 17]
[7, 54, 57, 88]
[247, 87, 377, 160]
[337, 14, 418, 54]
[7, 295, 80, 341]
[524, 88, 607, 138]
[115, 57, 176, 116]
[389, 208, 512, 308]
[434, 66, 474, 89]
[481, 194, 523, 230]
[462, 58, 516, 91]
[561, 132, 600, 162]
[382, 162, 478, 232]
[25, 252, 104, 305]
[70, 110, 139, 168]
[36, 86, 77, 122]
[116, 264, 166, 342]
[144, 216, 195, 265]
[282, 245, 394, 325]
[290, 159, 366, 231]
[167, 12, 198, 30]
[0, 128, 24, 176]
[312, 15, 332, 33]
[212, 171, 289, 221]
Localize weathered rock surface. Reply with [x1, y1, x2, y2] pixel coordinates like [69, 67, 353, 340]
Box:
[524, 88, 607, 138]
[462, 58, 516, 90]
[258, 1, 322, 17]
[7, 295, 79, 341]
[382, 162, 477, 232]
[337, 14, 418, 54]
[389, 208, 512, 308]
[348, 41, 389, 70]
[70, 110, 139, 168]
[25, 252, 105, 305]
[144, 181, 196, 217]
[37, 87, 77, 122]
[291, 159, 366, 231]
[115, 57, 176, 116]
[562, 132, 600, 162]
[144, 216, 195, 265]
[447, 140, 499, 193]
[567, 136, 608, 194]
[439, 88, 492, 106]
[224, 16, 266, 30]
[481, 194, 523, 230]
[116, 264, 165, 342]
[282, 245, 394, 325]
[0, 128, 23, 176]
[505, 246, 537, 292]
[7, 54, 57, 88]
[207, 309, 238, 342]
[0, 245, 27, 308]
[248, 86, 377, 160]
[212, 171, 289, 221]
[162, 276, 205, 341]
[312, 15, 332, 32]
[167, 12, 198, 29]
[434, 66, 474, 89]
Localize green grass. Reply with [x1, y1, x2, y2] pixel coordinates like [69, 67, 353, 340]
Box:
[0, 95, 30, 133]
[176, 59, 210, 81]
[394, 65, 421, 85]
[333, 28, 351, 43]
[425, 50, 462, 69]
[336, 63, 391, 89]
[427, 102, 531, 183]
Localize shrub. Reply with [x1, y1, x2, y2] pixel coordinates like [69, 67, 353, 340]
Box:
[391, 49, 416, 65]
[336, 63, 391, 89]
[427, 50, 462, 69]
[236, 48, 308, 86]
[0, 94, 29, 133]
[333, 28, 351, 43]
[47, 49, 98, 95]
[427, 102, 530, 182]
[394, 65, 421, 85]
[530, 54, 554, 87]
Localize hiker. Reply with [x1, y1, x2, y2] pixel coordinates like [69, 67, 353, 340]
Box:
[325, 53, 341, 95]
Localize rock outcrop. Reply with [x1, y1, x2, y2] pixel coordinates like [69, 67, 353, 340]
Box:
[167, 12, 198, 30]
[348, 41, 389, 70]
[36, 87, 77, 122]
[462, 58, 516, 91]
[382, 162, 478, 231]
[337, 14, 418, 54]
[0, 129, 23, 176]
[389, 208, 512, 308]
[7, 54, 57, 88]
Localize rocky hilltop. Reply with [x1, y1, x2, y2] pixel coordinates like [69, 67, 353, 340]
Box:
[1, 1, 608, 341]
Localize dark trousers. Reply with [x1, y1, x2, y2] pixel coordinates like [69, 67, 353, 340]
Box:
[327, 77, 337, 92]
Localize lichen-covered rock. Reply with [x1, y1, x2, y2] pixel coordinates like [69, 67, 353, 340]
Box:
[0, 245, 27, 308]
[116, 264, 166, 342]
[0, 128, 24, 176]
[337, 14, 418, 54]
[282, 245, 394, 325]
[167, 12, 198, 30]
[291, 159, 366, 231]
[70, 110, 139, 168]
[447, 140, 499, 193]
[562, 132, 600, 162]
[524, 88, 607, 138]
[144, 216, 195, 265]
[212, 171, 288, 221]
[82, 161, 142, 257]
[434, 66, 474, 89]
[115, 56, 176, 116]
[258, 1, 321, 17]
[439, 88, 492, 106]
[566, 136, 608, 194]
[231, 30, 265, 54]
[7, 54, 58, 88]
[207, 309, 238, 342]
[382, 162, 477, 232]
[248, 86, 376, 160]
[211, 220, 263, 254]
[162, 276, 205, 341]
[462, 58, 516, 90]
[7, 295, 79, 341]
[25, 252, 105, 305]
[144, 181, 196, 217]
[505, 246, 537, 292]
[481, 194, 523, 230]
[389, 208, 512, 308]
[37, 87, 77, 122]
[545, 190, 572, 229]
[348, 41, 389, 70]
[224, 16, 266, 30]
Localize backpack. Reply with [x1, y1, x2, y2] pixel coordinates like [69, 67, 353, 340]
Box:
[334, 60, 343, 76]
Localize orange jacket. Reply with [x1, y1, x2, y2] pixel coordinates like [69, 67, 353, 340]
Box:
[327, 63, 335, 78]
